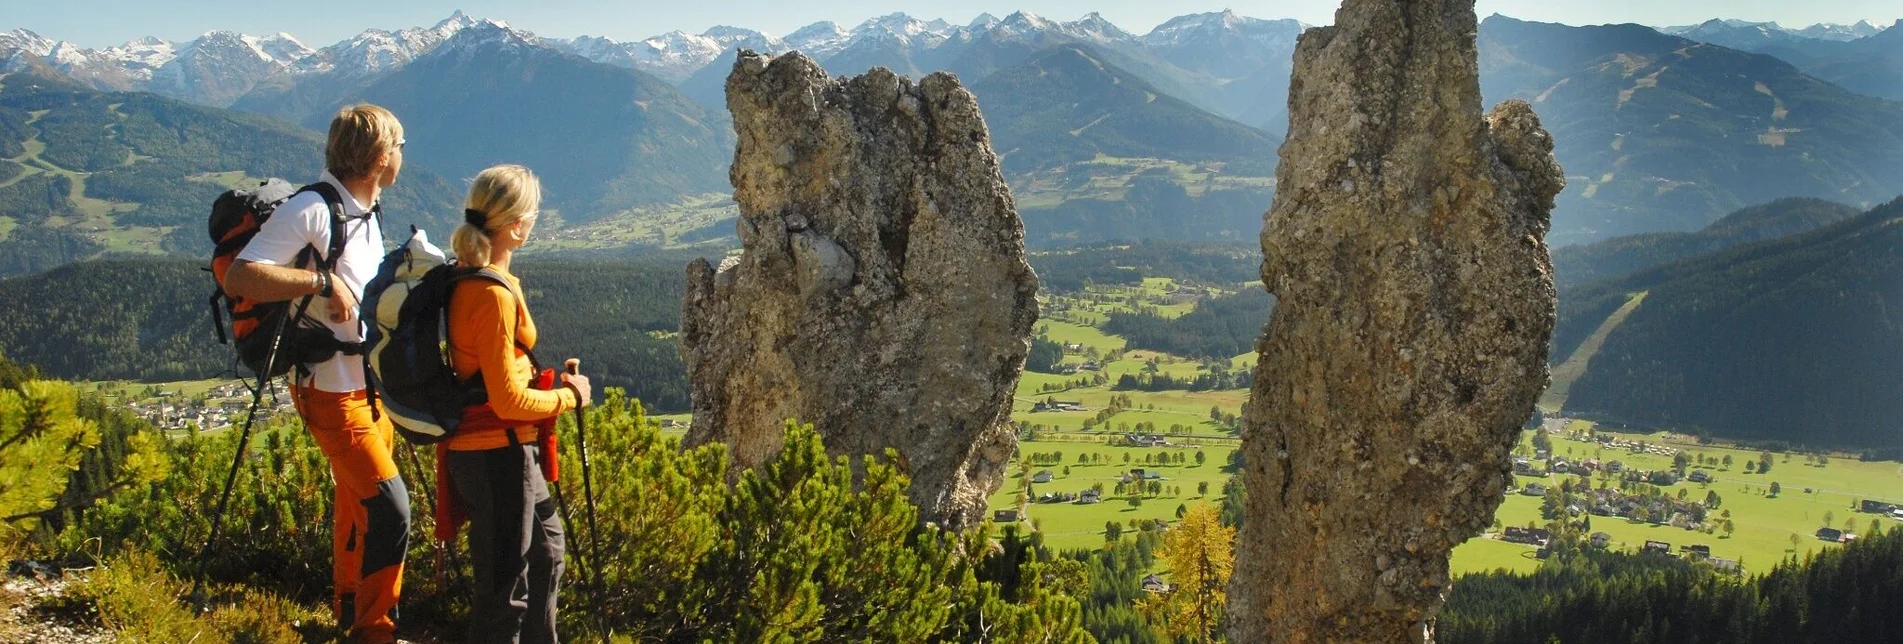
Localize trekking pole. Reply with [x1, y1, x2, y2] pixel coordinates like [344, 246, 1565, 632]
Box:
[564, 359, 610, 643]
[400, 442, 451, 593]
[549, 481, 590, 584]
[188, 306, 296, 606]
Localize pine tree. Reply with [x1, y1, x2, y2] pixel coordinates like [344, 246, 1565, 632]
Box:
[1138, 503, 1234, 642]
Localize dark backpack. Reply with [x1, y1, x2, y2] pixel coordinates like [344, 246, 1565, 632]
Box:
[362, 229, 524, 444]
[207, 180, 365, 379]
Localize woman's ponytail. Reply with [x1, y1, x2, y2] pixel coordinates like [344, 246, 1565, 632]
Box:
[454, 165, 541, 268]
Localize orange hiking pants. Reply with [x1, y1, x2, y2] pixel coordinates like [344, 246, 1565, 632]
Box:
[294, 386, 411, 642]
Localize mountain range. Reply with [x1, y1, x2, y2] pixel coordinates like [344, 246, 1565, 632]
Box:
[3, 9, 1902, 263]
[1479, 14, 1903, 243]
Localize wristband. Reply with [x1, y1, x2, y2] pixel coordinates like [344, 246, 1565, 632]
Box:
[316, 271, 334, 298]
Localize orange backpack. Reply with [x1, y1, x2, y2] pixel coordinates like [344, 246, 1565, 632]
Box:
[206, 179, 357, 379]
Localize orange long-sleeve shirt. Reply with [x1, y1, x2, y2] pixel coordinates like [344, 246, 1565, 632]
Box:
[445, 269, 576, 451]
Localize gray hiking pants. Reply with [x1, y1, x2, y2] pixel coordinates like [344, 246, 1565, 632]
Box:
[448, 443, 565, 644]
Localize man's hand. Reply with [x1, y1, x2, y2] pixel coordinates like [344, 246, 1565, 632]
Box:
[326, 274, 358, 324]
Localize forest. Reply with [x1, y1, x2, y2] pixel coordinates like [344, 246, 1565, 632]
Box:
[1028, 240, 1260, 293]
[1102, 289, 1274, 361]
[1558, 199, 1903, 449]
[1439, 526, 1903, 643]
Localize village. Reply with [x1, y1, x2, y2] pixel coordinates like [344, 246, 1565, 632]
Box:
[1477, 414, 1903, 575]
[114, 380, 295, 432]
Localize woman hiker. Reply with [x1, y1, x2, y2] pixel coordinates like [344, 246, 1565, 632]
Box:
[438, 164, 591, 644]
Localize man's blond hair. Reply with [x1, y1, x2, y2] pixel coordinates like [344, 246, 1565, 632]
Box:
[325, 104, 403, 180]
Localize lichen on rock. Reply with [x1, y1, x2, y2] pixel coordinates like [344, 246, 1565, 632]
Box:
[680, 50, 1039, 531]
[1226, 1, 1565, 641]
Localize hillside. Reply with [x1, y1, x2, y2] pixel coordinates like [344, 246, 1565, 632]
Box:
[1479, 15, 1903, 246]
[972, 45, 1278, 176]
[1556, 198, 1903, 448]
[305, 25, 733, 224]
[0, 70, 460, 277]
[1552, 197, 1861, 288]
[970, 46, 1279, 246]
[0, 257, 694, 411]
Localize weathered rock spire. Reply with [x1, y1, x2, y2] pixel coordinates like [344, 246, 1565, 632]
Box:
[680, 51, 1038, 530]
[1227, 0, 1565, 641]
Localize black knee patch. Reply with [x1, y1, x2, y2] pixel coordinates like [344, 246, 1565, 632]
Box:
[360, 476, 412, 576]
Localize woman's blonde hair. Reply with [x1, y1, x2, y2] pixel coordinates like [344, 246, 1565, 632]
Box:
[325, 104, 403, 180]
[453, 165, 542, 267]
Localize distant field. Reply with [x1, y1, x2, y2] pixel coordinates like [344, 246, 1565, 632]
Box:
[986, 441, 1238, 553]
[1446, 424, 1903, 577]
[1036, 319, 1127, 353]
[534, 192, 736, 251]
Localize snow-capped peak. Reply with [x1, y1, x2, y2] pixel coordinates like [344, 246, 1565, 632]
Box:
[241, 32, 312, 63]
[998, 10, 1053, 33]
[1142, 10, 1306, 47]
[296, 11, 505, 77]
[429, 18, 538, 59]
[1066, 12, 1136, 42]
[427, 11, 486, 39]
[785, 21, 850, 58]
[1792, 19, 1888, 41]
[967, 13, 1001, 30]
[46, 41, 92, 66]
[0, 29, 56, 57]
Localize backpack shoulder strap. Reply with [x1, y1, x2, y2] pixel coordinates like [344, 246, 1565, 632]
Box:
[445, 267, 539, 384]
[297, 182, 352, 269]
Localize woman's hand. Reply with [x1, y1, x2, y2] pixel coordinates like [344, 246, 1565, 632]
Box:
[563, 372, 593, 409]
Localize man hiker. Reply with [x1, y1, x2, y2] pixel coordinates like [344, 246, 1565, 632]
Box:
[224, 104, 410, 644]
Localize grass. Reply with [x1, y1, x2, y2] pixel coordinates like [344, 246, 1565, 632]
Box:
[1541, 291, 1647, 411]
[1448, 424, 1903, 576]
[48, 550, 324, 644]
[88, 225, 175, 254]
[1036, 320, 1126, 354]
[0, 215, 15, 242]
[1450, 536, 1545, 576]
[987, 441, 1237, 553]
[185, 171, 263, 191]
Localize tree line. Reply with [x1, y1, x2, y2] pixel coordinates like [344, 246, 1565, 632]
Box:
[1103, 288, 1274, 361]
[1439, 524, 1903, 643]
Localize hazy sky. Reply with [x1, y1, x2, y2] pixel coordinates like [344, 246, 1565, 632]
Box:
[11, 1, 1900, 49]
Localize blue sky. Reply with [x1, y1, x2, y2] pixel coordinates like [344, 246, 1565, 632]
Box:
[12, 1, 1900, 48]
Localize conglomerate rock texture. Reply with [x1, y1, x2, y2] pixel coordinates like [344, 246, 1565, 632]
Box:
[1227, 1, 1565, 641]
[681, 50, 1038, 531]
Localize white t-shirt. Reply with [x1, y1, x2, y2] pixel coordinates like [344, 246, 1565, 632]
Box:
[235, 171, 385, 393]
